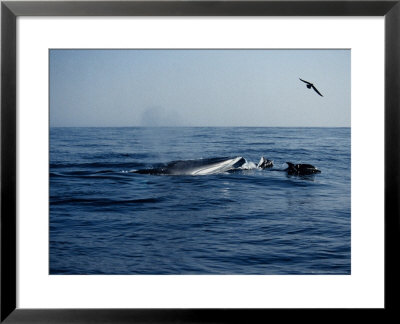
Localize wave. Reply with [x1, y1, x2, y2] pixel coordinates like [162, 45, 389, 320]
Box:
[50, 161, 144, 169]
[50, 197, 163, 206]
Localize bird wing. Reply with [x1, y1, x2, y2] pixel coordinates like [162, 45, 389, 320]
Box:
[299, 78, 312, 85]
[311, 85, 323, 97]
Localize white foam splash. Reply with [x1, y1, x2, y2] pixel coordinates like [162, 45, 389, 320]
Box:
[240, 161, 257, 170]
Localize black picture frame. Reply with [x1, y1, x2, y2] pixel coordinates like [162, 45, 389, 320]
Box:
[1, 0, 399, 322]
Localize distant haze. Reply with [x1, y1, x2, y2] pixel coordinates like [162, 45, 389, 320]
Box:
[50, 49, 350, 127]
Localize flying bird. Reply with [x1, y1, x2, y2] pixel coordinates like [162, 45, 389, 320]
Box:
[299, 78, 323, 97]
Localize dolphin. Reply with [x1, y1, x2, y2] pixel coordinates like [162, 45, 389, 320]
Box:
[257, 156, 274, 169]
[285, 162, 321, 175]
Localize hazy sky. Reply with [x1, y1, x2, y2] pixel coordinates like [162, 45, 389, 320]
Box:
[50, 49, 350, 127]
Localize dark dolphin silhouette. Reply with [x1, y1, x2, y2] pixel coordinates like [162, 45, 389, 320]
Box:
[299, 78, 323, 97]
[285, 162, 321, 175]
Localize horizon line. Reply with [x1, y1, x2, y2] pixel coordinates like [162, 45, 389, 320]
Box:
[50, 125, 351, 128]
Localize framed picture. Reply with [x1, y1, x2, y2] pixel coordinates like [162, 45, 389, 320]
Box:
[1, 0, 399, 322]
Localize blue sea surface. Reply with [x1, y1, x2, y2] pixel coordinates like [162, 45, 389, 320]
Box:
[50, 127, 351, 274]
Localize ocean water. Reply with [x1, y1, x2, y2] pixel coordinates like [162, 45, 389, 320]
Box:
[50, 127, 350, 274]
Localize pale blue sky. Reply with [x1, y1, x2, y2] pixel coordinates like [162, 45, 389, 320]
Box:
[50, 49, 350, 127]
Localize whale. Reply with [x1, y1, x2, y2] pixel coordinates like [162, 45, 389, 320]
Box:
[285, 162, 321, 175]
[133, 156, 247, 175]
